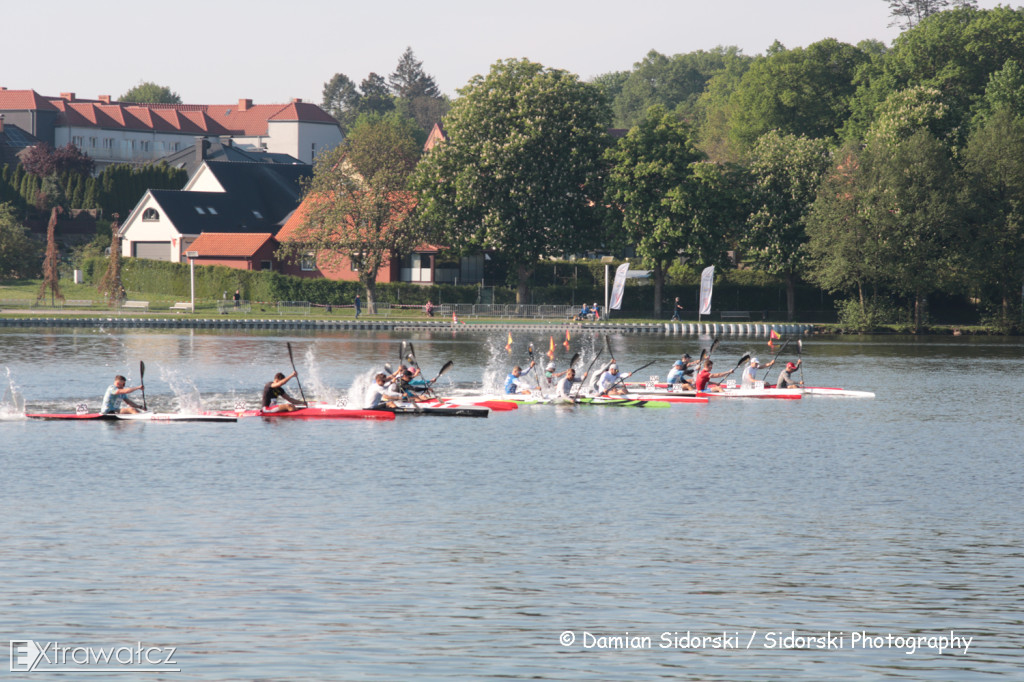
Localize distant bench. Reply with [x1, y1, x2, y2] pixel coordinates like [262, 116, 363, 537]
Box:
[721, 310, 751, 320]
[62, 299, 93, 308]
[121, 300, 149, 311]
[169, 302, 193, 312]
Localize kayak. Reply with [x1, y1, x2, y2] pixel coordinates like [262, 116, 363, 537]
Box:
[801, 386, 876, 398]
[472, 394, 676, 408]
[373, 404, 489, 418]
[623, 384, 802, 400]
[222, 406, 395, 420]
[26, 412, 237, 422]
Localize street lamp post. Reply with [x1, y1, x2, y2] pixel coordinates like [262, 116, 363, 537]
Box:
[186, 251, 198, 312]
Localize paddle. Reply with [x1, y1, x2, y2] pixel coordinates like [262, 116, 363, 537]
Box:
[761, 338, 791, 381]
[568, 352, 580, 369]
[428, 360, 454, 386]
[139, 360, 147, 411]
[798, 339, 805, 385]
[708, 337, 720, 358]
[608, 359, 657, 393]
[286, 342, 309, 406]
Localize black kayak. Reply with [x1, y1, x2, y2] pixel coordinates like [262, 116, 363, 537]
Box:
[373, 405, 489, 418]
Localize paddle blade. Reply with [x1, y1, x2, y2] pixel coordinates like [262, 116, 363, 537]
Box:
[433, 360, 454, 383]
[797, 339, 803, 355]
[287, 342, 295, 365]
[697, 349, 707, 367]
[569, 352, 580, 368]
[709, 338, 720, 356]
[408, 342, 417, 363]
[139, 360, 147, 411]
[735, 353, 750, 369]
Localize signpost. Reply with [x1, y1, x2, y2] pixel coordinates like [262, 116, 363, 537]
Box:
[186, 250, 198, 312]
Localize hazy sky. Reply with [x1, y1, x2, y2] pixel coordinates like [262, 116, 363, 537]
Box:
[4, 0, 1011, 106]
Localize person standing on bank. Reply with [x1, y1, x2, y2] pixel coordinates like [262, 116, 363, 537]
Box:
[262, 371, 306, 412]
[354, 293, 361, 319]
[233, 289, 241, 309]
[101, 375, 145, 414]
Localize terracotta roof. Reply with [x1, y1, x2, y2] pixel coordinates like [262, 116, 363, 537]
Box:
[189, 232, 275, 257]
[1, 91, 336, 136]
[0, 89, 58, 111]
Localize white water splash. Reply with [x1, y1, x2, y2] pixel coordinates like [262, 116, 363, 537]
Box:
[0, 366, 26, 418]
[157, 365, 204, 412]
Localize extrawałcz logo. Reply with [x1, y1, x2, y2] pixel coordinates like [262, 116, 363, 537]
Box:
[10, 640, 179, 673]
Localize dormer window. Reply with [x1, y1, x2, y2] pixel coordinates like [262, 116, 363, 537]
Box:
[195, 207, 206, 215]
[142, 208, 160, 221]
[208, 207, 218, 215]
[252, 210, 263, 219]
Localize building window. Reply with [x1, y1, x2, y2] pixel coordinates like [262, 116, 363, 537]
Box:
[195, 206, 206, 215]
[301, 253, 315, 271]
[260, 260, 272, 271]
[252, 210, 263, 219]
[207, 207, 218, 215]
[89, 137, 97, 148]
[103, 138, 114, 149]
[72, 136, 84, 147]
[142, 208, 160, 221]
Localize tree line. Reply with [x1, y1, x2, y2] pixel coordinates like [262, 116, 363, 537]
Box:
[289, 5, 1024, 332]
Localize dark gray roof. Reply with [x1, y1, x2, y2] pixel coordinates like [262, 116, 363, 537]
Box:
[147, 189, 288, 236]
[200, 161, 311, 226]
[160, 139, 303, 175]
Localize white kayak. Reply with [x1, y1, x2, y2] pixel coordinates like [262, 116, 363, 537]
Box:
[26, 411, 237, 422]
[800, 387, 876, 398]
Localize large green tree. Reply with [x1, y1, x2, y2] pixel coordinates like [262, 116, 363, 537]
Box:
[961, 107, 1024, 328]
[743, 131, 832, 320]
[413, 59, 611, 303]
[119, 81, 182, 104]
[321, 73, 362, 133]
[279, 115, 423, 313]
[726, 39, 870, 152]
[886, 0, 978, 30]
[604, 105, 733, 314]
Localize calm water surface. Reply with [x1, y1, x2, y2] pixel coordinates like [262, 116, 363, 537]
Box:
[1, 328, 1022, 680]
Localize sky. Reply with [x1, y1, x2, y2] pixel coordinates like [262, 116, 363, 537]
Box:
[3, 0, 1012, 106]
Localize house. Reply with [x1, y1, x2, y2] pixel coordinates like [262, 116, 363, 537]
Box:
[118, 160, 311, 261]
[160, 136, 302, 176]
[0, 89, 342, 171]
[186, 232, 277, 271]
[0, 114, 43, 168]
[274, 194, 483, 285]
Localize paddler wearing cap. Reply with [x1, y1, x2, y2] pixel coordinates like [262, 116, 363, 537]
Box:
[542, 360, 570, 388]
[775, 359, 803, 388]
[740, 356, 775, 389]
[595, 363, 630, 396]
[666, 353, 697, 389]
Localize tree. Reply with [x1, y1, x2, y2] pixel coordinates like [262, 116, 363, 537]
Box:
[321, 73, 362, 133]
[358, 73, 395, 117]
[727, 39, 870, 151]
[413, 59, 612, 303]
[0, 202, 39, 278]
[388, 47, 441, 99]
[278, 116, 423, 313]
[36, 206, 64, 305]
[961, 107, 1024, 328]
[604, 106, 720, 314]
[119, 81, 182, 104]
[886, 0, 977, 31]
[20, 143, 94, 178]
[743, 132, 833, 320]
[98, 215, 125, 305]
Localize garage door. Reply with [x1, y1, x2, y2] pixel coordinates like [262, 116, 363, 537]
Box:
[133, 241, 171, 261]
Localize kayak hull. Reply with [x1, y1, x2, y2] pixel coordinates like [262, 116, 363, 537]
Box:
[26, 412, 237, 422]
[226, 407, 395, 420]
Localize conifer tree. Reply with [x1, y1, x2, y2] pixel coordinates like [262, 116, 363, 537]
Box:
[36, 206, 64, 306]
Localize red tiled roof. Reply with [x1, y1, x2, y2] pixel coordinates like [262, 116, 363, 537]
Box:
[0, 89, 58, 111]
[189, 232, 275, 257]
[0, 91, 336, 136]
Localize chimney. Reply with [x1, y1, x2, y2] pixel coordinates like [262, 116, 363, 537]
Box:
[0, 114, 4, 134]
[291, 98, 303, 104]
[195, 137, 210, 164]
[60, 92, 76, 101]
[238, 98, 252, 112]
[98, 95, 111, 104]
[219, 135, 233, 148]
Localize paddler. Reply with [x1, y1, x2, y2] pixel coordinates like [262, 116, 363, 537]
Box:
[740, 356, 774, 389]
[365, 372, 403, 408]
[262, 371, 306, 412]
[666, 354, 696, 389]
[694, 359, 732, 393]
[595, 363, 630, 396]
[775, 360, 803, 389]
[504, 361, 535, 394]
[395, 369, 432, 403]
[555, 367, 588, 400]
[101, 374, 145, 414]
[543, 361, 571, 388]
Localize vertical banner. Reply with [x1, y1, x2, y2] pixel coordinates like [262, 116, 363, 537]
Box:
[699, 265, 715, 317]
[609, 262, 630, 310]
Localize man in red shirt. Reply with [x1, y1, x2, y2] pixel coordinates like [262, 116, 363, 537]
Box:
[694, 360, 733, 392]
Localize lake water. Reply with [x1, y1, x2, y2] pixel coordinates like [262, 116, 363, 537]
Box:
[1, 327, 1022, 680]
